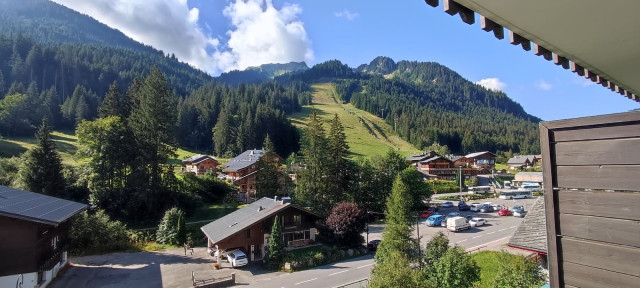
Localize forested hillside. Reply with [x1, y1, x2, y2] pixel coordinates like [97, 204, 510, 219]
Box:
[0, 0, 155, 53]
[298, 57, 541, 154]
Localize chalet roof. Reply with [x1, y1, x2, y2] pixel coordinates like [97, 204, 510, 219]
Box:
[420, 155, 453, 164]
[446, 155, 464, 162]
[0, 185, 87, 226]
[222, 149, 265, 172]
[515, 172, 543, 183]
[464, 151, 496, 158]
[507, 155, 532, 165]
[182, 154, 219, 165]
[200, 197, 320, 244]
[406, 151, 437, 162]
[508, 197, 547, 254]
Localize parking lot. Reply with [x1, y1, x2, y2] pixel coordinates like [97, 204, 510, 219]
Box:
[366, 195, 539, 252]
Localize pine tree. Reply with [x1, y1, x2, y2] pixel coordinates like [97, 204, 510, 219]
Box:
[295, 109, 331, 215]
[128, 65, 177, 193]
[176, 211, 186, 245]
[212, 109, 236, 157]
[326, 114, 350, 204]
[370, 175, 420, 287]
[375, 175, 415, 263]
[255, 134, 281, 199]
[17, 118, 66, 197]
[266, 215, 285, 270]
[99, 81, 123, 118]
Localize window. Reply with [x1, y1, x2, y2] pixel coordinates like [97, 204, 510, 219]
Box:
[294, 215, 301, 226]
[246, 229, 251, 238]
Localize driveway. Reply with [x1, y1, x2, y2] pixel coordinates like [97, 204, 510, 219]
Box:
[50, 247, 275, 288]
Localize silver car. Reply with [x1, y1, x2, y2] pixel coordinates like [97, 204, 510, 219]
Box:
[226, 250, 249, 267]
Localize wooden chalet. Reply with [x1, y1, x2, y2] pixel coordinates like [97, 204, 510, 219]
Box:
[462, 151, 496, 171]
[182, 154, 220, 175]
[406, 151, 439, 168]
[200, 197, 321, 262]
[0, 186, 87, 288]
[421, 1, 639, 287]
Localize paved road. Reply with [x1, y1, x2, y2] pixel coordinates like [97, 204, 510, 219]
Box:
[244, 255, 374, 288]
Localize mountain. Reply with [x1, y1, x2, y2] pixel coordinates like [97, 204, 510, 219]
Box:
[217, 62, 308, 86]
[356, 56, 397, 75]
[288, 58, 541, 155]
[0, 0, 155, 53]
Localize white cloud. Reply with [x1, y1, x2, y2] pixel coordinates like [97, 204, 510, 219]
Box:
[51, 0, 313, 75]
[536, 80, 552, 90]
[475, 78, 507, 92]
[219, 0, 314, 71]
[335, 9, 359, 21]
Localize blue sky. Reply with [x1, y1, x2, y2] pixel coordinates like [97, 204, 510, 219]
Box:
[52, 0, 637, 121]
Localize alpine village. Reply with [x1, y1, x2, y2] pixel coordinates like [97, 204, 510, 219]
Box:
[0, 1, 638, 288]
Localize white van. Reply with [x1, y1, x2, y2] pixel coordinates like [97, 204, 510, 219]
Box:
[520, 183, 541, 191]
[447, 216, 471, 232]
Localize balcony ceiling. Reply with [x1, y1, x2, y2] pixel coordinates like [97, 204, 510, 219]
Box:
[427, 0, 640, 102]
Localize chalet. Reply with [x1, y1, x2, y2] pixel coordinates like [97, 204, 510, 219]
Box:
[463, 151, 496, 171]
[446, 155, 466, 168]
[0, 186, 87, 288]
[507, 197, 547, 267]
[182, 154, 220, 175]
[418, 155, 455, 180]
[222, 149, 264, 202]
[405, 151, 439, 167]
[422, 1, 639, 287]
[507, 155, 539, 170]
[200, 197, 321, 262]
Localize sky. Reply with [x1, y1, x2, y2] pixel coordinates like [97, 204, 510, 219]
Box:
[51, 0, 637, 121]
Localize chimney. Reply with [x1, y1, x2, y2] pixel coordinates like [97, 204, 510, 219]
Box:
[274, 196, 279, 202]
[281, 196, 291, 204]
[258, 205, 263, 211]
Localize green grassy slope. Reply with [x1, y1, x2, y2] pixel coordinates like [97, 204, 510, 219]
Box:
[289, 83, 420, 159]
[0, 131, 206, 167]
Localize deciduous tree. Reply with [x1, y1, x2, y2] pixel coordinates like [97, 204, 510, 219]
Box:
[325, 202, 366, 247]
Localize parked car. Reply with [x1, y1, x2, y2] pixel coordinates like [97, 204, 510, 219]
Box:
[469, 217, 486, 227]
[458, 201, 470, 211]
[498, 208, 513, 216]
[226, 250, 248, 267]
[469, 202, 482, 212]
[441, 202, 454, 208]
[368, 239, 381, 251]
[421, 210, 435, 218]
[426, 214, 446, 226]
[427, 206, 439, 213]
[479, 204, 494, 213]
[512, 205, 527, 217]
[447, 216, 471, 232]
[441, 212, 461, 227]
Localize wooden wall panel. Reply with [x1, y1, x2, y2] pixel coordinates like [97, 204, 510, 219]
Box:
[557, 190, 640, 220]
[559, 214, 640, 247]
[561, 238, 640, 277]
[553, 123, 640, 142]
[554, 138, 640, 165]
[556, 165, 640, 191]
[563, 262, 639, 288]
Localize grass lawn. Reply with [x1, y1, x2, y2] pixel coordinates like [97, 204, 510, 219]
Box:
[471, 251, 523, 288]
[187, 202, 242, 223]
[0, 130, 87, 166]
[289, 83, 420, 159]
[494, 163, 508, 171]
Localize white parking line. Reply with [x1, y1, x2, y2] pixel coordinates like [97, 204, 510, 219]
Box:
[456, 239, 468, 243]
[329, 270, 349, 276]
[295, 278, 318, 285]
[499, 228, 507, 232]
[472, 236, 481, 239]
[357, 263, 374, 269]
[487, 231, 495, 234]
[509, 225, 517, 228]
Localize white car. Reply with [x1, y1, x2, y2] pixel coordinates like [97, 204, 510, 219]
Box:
[469, 217, 486, 227]
[469, 202, 481, 212]
[226, 250, 248, 267]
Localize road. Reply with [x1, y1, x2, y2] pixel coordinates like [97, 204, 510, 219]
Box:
[245, 255, 374, 288]
[246, 196, 538, 288]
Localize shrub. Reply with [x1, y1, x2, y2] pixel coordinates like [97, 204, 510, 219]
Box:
[325, 202, 366, 248]
[156, 207, 186, 245]
[69, 210, 132, 255]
